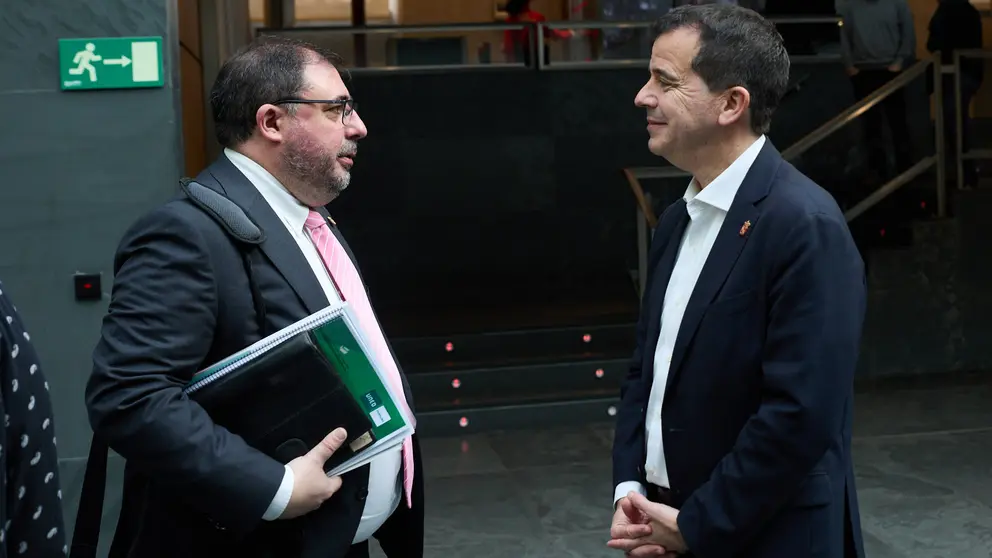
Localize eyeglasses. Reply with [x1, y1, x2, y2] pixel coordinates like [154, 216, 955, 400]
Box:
[272, 98, 358, 124]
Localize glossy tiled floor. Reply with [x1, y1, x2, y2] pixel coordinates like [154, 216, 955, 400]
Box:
[369, 376, 992, 558]
[60, 374, 992, 557]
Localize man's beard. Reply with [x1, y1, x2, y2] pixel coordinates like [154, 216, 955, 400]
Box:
[281, 133, 356, 205]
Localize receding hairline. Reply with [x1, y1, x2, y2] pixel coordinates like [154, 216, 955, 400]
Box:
[241, 40, 350, 82]
[301, 45, 350, 81]
[294, 54, 353, 100]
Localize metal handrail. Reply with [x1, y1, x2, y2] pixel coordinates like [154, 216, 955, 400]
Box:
[953, 48, 992, 190]
[543, 54, 840, 71]
[624, 53, 947, 296]
[625, 168, 658, 228]
[259, 22, 529, 33]
[844, 156, 936, 221]
[780, 58, 933, 161]
[542, 15, 841, 29]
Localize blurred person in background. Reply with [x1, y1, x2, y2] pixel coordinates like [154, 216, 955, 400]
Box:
[502, 0, 576, 65]
[0, 280, 67, 556]
[839, 0, 916, 184]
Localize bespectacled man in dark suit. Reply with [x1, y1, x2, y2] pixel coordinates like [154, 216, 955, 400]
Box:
[84, 36, 423, 558]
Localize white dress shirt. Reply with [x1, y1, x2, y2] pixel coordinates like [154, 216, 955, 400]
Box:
[614, 135, 766, 505]
[224, 148, 403, 543]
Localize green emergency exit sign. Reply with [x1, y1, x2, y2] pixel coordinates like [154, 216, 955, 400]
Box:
[59, 36, 164, 90]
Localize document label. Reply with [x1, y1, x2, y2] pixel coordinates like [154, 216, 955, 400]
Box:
[363, 390, 392, 427]
[370, 406, 391, 427]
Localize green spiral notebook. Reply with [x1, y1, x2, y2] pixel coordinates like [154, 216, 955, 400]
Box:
[185, 302, 414, 477]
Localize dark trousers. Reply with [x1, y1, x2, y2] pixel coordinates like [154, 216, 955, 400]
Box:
[344, 541, 369, 558]
[851, 69, 915, 180]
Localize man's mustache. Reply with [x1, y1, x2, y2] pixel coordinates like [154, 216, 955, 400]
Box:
[338, 141, 358, 158]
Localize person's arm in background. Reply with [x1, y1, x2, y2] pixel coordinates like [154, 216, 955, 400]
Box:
[0, 281, 67, 556]
[964, 6, 983, 50]
[925, 5, 943, 54]
[837, 3, 856, 74]
[895, 0, 916, 68]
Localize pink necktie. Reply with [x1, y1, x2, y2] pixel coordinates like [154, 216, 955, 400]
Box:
[304, 211, 414, 508]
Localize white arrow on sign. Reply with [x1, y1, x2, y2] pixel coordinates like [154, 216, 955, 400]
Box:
[102, 56, 131, 67]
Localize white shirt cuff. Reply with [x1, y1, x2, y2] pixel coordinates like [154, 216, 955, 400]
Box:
[262, 465, 295, 521]
[614, 481, 648, 508]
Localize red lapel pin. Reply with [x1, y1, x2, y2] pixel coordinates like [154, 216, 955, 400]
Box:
[739, 220, 751, 237]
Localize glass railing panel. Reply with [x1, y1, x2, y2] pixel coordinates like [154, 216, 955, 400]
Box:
[538, 17, 843, 69]
[257, 23, 534, 71]
[952, 49, 992, 189]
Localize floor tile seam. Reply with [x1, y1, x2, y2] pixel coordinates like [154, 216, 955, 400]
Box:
[854, 425, 992, 442]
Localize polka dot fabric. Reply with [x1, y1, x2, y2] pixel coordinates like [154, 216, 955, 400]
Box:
[0, 281, 67, 555]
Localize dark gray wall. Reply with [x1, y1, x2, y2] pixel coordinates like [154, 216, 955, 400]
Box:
[0, 0, 184, 537]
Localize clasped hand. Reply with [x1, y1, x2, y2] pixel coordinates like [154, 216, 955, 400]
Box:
[608, 492, 687, 557]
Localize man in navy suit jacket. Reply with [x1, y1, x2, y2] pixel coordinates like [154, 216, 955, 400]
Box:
[607, 5, 867, 558]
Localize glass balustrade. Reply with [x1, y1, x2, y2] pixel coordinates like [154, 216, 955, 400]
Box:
[258, 16, 844, 72]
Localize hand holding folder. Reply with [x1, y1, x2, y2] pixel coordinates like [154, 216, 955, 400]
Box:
[280, 427, 348, 519]
[183, 302, 415, 483]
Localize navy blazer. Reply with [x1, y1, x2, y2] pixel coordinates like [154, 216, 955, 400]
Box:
[85, 155, 423, 558]
[612, 141, 867, 558]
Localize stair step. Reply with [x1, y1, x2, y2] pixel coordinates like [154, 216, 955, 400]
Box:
[416, 396, 620, 437]
[393, 323, 635, 373]
[409, 357, 627, 411]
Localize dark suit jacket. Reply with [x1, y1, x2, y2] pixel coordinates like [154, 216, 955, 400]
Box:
[613, 141, 867, 558]
[85, 155, 424, 558]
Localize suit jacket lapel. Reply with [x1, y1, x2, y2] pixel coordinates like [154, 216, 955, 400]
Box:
[663, 141, 781, 400]
[644, 199, 691, 380]
[194, 157, 419, 412]
[198, 156, 330, 315]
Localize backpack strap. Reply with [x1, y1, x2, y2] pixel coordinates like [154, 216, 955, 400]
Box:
[180, 178, 268, 333]
[70, 179, 267, 558]
[179, 177, 265, 245]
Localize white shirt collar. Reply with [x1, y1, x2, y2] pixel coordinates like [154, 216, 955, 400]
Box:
[683, 135, 766, 218]
[223, 147, 312, 233]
